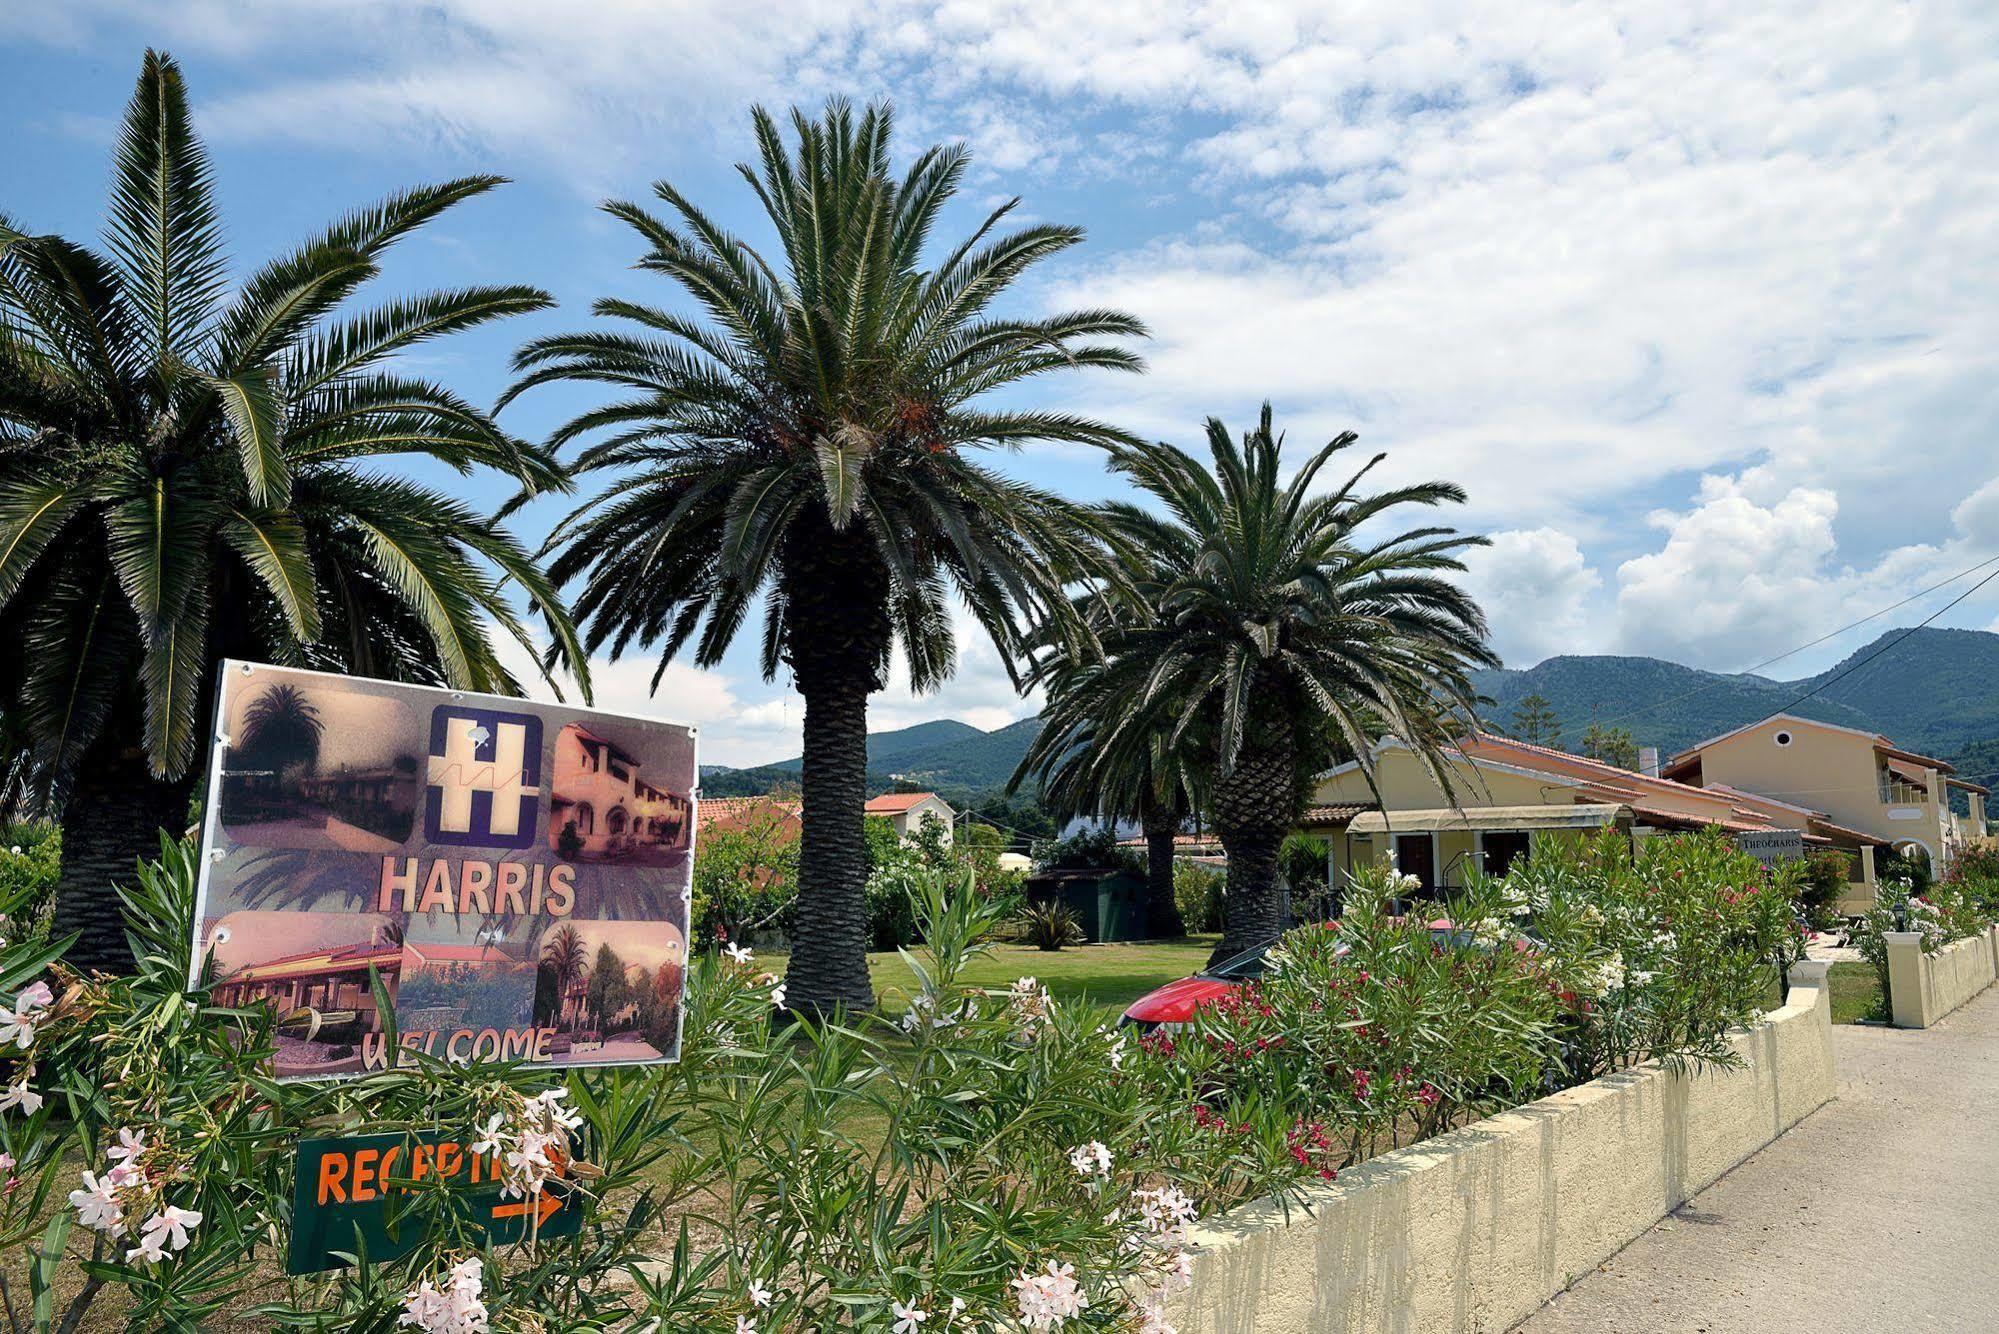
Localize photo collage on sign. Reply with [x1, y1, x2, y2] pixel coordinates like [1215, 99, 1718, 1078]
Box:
[195, 663, 695, 1080]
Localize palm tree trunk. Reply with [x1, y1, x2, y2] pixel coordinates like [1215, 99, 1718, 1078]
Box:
[783, 667, 877, 1015]
[52, 744, 197, 974]
[1140, 796, 1185, 938]
[779, 522, 889, 1017]
[1208, 724, 1299, 966]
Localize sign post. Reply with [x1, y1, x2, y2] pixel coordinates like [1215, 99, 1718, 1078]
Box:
[288, 1131, 581, 1274]
[1735, 828, 1806, 869]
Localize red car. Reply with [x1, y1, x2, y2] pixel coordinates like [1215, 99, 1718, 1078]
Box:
[1121, 919, 1460, 1031]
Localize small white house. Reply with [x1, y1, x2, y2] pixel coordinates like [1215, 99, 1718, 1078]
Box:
[865, 791, 955, 847]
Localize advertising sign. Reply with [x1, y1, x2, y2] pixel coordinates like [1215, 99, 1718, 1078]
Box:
[288, 1130, 581, 1273]
[192, 661, 695, 1080]
[1735, 828, 1806, 869]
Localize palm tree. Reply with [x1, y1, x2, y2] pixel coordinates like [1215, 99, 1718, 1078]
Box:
[1068, 406, 1496, 963]
[508, 100, 1144, 1014]
[0, 52, 584, 970]
[1016, 642, 1200, 938]
[238, 682, 324, 780]
[542, 921, 587, 1012]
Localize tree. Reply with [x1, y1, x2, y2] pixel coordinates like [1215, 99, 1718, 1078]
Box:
[237, 682, 324, 781]
[0, 52, 582, 970]
[1509, 692, 1560, 746]
[507, 100, 1142, 1015]
[1058, 407, 1495, 964]
[1580, 723, 1639, 770]
[542, 922, 587, 1020]
[1017, 646, 1197, 938]
[587, 942, 628, 1031]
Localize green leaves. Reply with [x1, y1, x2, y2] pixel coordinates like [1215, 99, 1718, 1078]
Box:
[205, 366, 289, 504]
[0, 54, 578, 794]
[105, 50, 225, 377]
[221, 509, 321, 640]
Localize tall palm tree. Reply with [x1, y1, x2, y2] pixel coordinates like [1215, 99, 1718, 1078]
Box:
[1067, 406, 1496, 963]
[1016, 639, 1201, 938]
[542, 922, 587, 1019]
[238, 682, 324, 779]
[0, 52, 584, 969]
[508, 100, 1144, 1014]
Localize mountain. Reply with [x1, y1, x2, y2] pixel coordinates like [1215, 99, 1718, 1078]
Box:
[703, 627, 1999, 803]
[1476, 627, 1999, 777]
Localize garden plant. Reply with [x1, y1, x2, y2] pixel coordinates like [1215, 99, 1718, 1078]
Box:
[0, 827, 1821, 1331]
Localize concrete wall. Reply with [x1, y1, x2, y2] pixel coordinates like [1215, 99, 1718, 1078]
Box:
[1164, 962, 1838, 1334]
[1884, 926, 1999, 1029]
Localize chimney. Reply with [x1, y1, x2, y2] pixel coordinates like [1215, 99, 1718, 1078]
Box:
[1639, 746, 1660, 778]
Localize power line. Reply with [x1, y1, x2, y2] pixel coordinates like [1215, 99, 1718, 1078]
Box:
[1543, 551, 1999, 748]
[1754, 564, 1999, 723]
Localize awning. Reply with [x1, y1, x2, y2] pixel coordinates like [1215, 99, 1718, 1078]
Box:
[1884, 758, 1936, 790]
[1346, 803, 1628, 835]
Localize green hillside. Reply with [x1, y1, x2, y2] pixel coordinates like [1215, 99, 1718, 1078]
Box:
[706, 627, 1999, 802]
[1478, 627, 1999, 778]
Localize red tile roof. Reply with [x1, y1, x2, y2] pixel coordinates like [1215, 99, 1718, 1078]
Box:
[865, 791, 942, 814]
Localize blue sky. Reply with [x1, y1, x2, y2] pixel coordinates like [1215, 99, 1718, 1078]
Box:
[6, 2, 1998, 766]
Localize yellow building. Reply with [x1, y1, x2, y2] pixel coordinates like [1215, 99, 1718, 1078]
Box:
[1662, 713, 1991, 891]
[1302, 731, 1887, 910]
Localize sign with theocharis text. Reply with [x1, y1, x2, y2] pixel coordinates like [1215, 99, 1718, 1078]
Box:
[1735, 828, 1806, 869]
[192, 661, 695, 1080]
[287, 1130, 581, 1273]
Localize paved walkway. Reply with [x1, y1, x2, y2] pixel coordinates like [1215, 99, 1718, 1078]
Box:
[1520, 988, 1999, 1332]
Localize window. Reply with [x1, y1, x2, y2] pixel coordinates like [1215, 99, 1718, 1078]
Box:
[1774, 730, 1793, 748]
[1482, 830, 1532, 878]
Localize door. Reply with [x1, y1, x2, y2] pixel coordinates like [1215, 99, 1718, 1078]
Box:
[1394, 834, 1436, 895]
[1482, 830, 1531, 879]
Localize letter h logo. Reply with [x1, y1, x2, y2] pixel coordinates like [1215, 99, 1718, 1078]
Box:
[423, 706, 543, 849]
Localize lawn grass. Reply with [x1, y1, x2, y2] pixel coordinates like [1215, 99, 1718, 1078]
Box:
[751, 934, 1222, 1024]
[1828, 960, 1886, 1024]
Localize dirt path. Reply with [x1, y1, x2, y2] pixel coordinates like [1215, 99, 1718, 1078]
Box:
[1518, 987, 1999, 1332]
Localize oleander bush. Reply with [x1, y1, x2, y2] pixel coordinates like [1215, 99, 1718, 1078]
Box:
[0, 827, 1817, 1331]
[1852, 863, 1999, 1004]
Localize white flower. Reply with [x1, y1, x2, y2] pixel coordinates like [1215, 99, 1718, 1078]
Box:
[534, 1087, 584, 1132]
[67, 1170, 124, 1236]
[1068, 1141, 1112, 1177]
[1011, 1260, 1088, 1329]
[468, 1113, 505, 1159]
[0, 1004, 36, 1050]
[107, 1127, 147, 1169]
[15, 981, 52, 1012]
[1133, 1186, 1198, 1244]
[400, 1256, 489, 1333]
[748, 1280, 773, 1308]
[0, 1080, 44, 1115]
[769, 984, 787, 1010]
[735, 1319, 757, 1334]
[891, 1299, 929, 1333]
[124, 1229, 169, 1265]
[1106, 1031, 1127, 1070]
[725, 943, 753, 965]
[139, 1204, 202, 1253]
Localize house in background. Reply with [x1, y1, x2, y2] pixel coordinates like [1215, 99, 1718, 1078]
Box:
[1300, 730, 1886, 909]
[697, 795, 804, 844]
[1662, 713, 1991, 887]
[549, 723, 693, 861]
[865, 791, 955, 847]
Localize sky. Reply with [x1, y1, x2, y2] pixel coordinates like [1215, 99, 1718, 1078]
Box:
[6, 2, 1998, 767]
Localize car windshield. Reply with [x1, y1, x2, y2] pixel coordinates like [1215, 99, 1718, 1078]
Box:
[1200, 944, 1273, 981]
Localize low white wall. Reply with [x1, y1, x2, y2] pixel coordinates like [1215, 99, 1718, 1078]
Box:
[1165, 962, 1837, 1334]
[1884, 926, 1999, 1029]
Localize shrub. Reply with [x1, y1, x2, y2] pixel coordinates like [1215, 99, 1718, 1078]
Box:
[1797, 848, 1852, 929]
[690, 815, 799, 948]
[1034, 823, 1140, 873]
[1173, 860, 1226, 933]
[0, 822, 59, 943]
[1020, 899, 1085, 951]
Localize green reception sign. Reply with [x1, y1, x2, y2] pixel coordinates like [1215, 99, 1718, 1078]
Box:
[288, 1130, 580, 1274]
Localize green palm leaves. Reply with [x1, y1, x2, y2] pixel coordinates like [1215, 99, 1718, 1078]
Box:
[0, 51, 582, 795]
[508, 99, 1145, 695]
[1025, 406, 1497, 957]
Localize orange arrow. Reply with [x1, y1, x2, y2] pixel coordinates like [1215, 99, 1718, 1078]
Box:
[492, 1191, 562, 1228]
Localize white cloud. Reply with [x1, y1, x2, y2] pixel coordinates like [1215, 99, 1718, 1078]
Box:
[22, 0, 1999, 676]
[1461, 528, 1604, 668]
